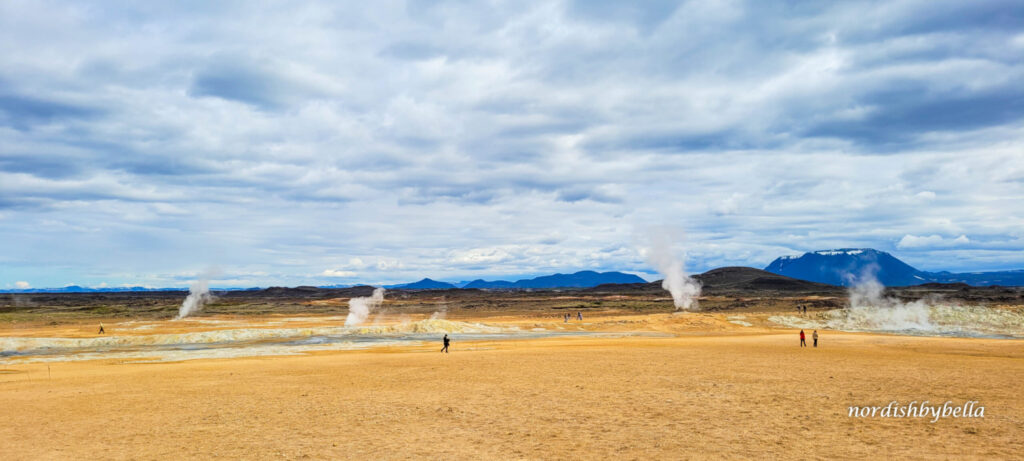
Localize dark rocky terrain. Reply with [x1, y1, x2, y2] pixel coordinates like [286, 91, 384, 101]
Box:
[3, 266, 1021, 324]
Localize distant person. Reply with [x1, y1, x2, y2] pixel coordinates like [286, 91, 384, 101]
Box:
[813, 330, 819, 348]
[577, 311, 582, 321]
[803, 305, 808, 315]
[564, 313, 569, 323]
[799, 329, 806, 347]
[98, 323, 105, 335]
[441, 334, 450, 353]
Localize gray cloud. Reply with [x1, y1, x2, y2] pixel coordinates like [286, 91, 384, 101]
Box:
[805, 85, 1024, 147]
[188, 56, 328, 110]
[0, 94, 104, 130]
[0, 0, 1021, 288]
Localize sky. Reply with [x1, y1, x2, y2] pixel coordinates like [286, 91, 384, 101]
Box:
[1, 0, 1023, 289]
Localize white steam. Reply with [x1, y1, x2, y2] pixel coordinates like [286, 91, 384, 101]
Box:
[345, 288, 385, 327]
[176, 278, 214, 320]
[841, 272, 935, 331]
[429, 298, 449, 320]
[770, 270, 1024, 338]
[644, 230, 702, 311]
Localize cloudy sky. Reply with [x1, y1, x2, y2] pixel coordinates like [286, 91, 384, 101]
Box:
[1, 0, 1022, 288]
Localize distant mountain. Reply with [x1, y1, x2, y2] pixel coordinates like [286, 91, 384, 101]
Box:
[3, 285, 185, 293]
[464, 271, 646, 289]
[3, 286, 271, 294]
[463, 279, 517, 289]
[388, 278, 457, 290]
[926, 270, 1024, 286]
[7, 271, 644, 294]
[765, 249, 1024, 287]
[765, 249, 921, 286]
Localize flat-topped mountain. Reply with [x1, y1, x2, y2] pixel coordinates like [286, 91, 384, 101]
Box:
[765, 249, 1024, 286]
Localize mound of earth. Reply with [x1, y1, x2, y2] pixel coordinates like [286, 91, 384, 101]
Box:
[586, 267, 840, 295]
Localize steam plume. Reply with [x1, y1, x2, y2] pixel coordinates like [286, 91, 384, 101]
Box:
[345, 288, 385, 327]
[176, 278, 214, 320]
[645, 230, 702, 310]
[430, 297, 449, 320]
[847, 266, 887, 308]
[840, 267, 934, 331]
[770, 267, 1024, 337]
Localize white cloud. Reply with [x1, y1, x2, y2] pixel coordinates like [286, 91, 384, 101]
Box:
[897, 234, 944, 249]
[897, 234, 971, 249]
[0, 1, 1021, 286]
[14, 281, 30, 289]
[714, 193, 746, 216]
[375, 259, 405, 271]
[450, 248, 512, 265]
[321, 269, 357, 278]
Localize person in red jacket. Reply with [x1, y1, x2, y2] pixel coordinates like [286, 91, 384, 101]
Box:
[799, 329, 806, 347]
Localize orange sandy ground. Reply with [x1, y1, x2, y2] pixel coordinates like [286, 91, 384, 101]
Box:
[1, 313, 1022, 460]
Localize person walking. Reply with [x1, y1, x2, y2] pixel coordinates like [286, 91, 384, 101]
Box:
[813, 330, 819, 348]
[441, 334, 450, 353]
[799, 329, 806, 347]
[577, 311, 582, 321]
[98, 323, 105, 335]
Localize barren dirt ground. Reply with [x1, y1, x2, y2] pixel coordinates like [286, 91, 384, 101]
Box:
[1, 311, 1022, 460]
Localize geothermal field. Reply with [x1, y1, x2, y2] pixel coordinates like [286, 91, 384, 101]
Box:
[2, 269, 1023, 459]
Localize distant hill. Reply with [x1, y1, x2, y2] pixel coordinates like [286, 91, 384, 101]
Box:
[585, 267, 840, 294]
[232, 285, 377, 298]
[694, 266, 838, 291]
[464, 271, 646, 289]
[4, 285, 187, 293]
[463, 279, 517, 289]
[925, 270, 1024, 286]
[765, 249, 1024, 287]
[388, 278, 458, 290]
[0, 271, 642, 294]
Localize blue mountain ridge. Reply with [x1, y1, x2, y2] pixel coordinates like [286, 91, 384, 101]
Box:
[463, 271, 645, 289]
[8, 257, 1021, 293]
[385, 278, 457, 290]
[3, 272, 641, 293]
[1, 285, 259, 293]
[764, 249, 1024, 287]
[381, 271, 646, 290]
